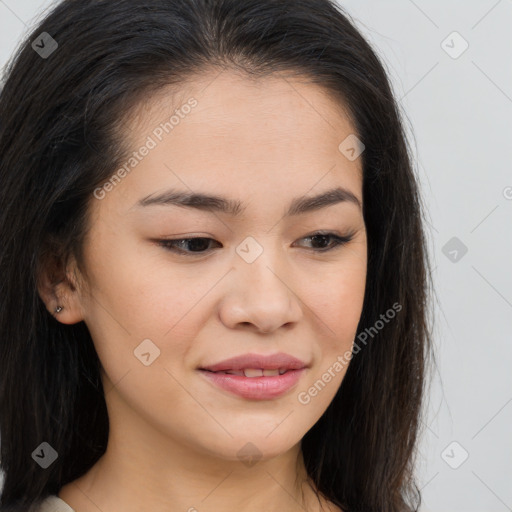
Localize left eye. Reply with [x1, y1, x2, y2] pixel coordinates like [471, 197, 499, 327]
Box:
[157, 232, 354, 256]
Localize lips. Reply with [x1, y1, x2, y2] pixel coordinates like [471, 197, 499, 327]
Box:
[199, 352, 308, 373]
[197, 352, 309, 400]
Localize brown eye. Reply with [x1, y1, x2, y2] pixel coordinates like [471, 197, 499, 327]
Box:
[158, 237, 221, 256]
[294, 232, 354, 252]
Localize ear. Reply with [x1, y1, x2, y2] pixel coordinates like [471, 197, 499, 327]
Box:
[37, 248, 85, 325]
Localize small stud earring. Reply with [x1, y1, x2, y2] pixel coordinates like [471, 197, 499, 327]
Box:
[54, 305, 63, 314]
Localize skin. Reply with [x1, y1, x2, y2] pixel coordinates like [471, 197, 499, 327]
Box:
[39, 68, 367, 512]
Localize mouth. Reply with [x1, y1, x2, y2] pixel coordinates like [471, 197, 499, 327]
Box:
[200, 368, 306, 401]
[197, 352, 309, 400]
[201, 368, 295, 377]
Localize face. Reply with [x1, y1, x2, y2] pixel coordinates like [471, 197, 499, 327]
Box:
[60, 69, 367, 463]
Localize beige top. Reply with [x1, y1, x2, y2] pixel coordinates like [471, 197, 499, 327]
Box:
[38, 495, 76, 512]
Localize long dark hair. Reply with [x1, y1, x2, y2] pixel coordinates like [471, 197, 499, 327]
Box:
[0, 1, 435, 510]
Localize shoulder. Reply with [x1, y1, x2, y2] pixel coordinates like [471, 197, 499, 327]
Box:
[36, 495, 76, 512]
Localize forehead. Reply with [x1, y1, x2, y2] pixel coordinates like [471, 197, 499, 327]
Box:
[103, 69, 363, 215]
[128, 69, 357, 143]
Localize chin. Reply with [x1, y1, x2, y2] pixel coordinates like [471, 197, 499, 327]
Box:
[196, 430, 302, 464]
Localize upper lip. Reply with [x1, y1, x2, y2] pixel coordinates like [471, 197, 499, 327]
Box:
[199, 352, 308, 372]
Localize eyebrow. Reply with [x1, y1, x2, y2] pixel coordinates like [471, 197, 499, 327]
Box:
[135, 186, 362, 217]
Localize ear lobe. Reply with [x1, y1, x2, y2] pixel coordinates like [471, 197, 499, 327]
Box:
[37, 251, 85, 325]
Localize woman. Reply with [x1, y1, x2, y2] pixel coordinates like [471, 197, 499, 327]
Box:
[0, 0, 434, 511]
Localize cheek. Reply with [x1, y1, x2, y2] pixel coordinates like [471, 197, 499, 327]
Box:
[82, 224, 197, 334]
[298, 263, 366, 399]
[129, 268, 218, 344]
[305, 262, 366, 336]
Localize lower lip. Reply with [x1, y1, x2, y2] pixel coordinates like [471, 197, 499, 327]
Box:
[198, 368, 306, 400]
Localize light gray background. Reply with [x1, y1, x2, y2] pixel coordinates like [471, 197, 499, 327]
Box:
[1, 1, 511, 511]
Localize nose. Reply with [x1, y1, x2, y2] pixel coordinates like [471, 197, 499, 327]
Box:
[218, 241, 303, 334]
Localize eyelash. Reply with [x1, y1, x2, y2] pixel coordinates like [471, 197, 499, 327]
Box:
[156, 231, 355, 257]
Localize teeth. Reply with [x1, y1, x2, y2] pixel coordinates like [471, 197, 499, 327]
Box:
[243, 368, 264, 378]
[214, 368, 290, 377]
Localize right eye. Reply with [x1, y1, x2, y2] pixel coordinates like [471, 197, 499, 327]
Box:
[157, 237, 222, 257]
